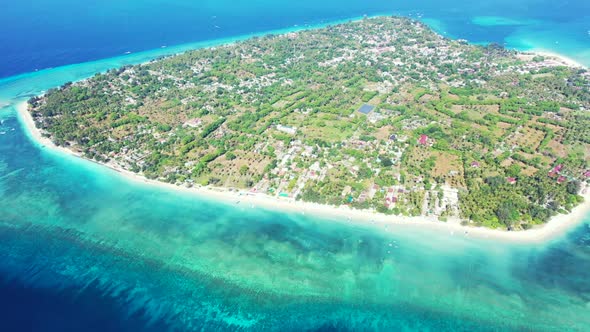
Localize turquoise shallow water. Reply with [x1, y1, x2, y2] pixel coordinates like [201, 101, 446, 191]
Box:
[0, 0, 589, 77]
[1, 98, 590, 330]
[1, 5, 590, 331]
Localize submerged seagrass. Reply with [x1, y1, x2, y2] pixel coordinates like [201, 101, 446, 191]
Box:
[2, 106, 590, 331]
[29, 17, 590, 230]
[1, 11, 590, 330]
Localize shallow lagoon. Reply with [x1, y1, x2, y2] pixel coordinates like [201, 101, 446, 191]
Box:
[1, 1, 590, 330]
[1, 0, 589, 78]
[1, 104, 590, 330]
[2, 76, 590, 331]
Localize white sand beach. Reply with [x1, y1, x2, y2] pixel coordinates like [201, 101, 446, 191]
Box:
[16, 102, 590, 244]
[528, 50, 586, 68]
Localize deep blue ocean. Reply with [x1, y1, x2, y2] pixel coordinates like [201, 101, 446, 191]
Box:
[1, 0, 589, 78]
[1, 1, 590, 331]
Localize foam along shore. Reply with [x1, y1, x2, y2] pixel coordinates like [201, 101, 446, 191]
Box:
[525, 50, 586, 69]
[16, 102, 590, 244]
[0, 13, 390, 104]
[1, 13, 586, 104]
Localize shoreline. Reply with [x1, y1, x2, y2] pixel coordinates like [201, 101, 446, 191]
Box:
[526, 50, 586, 68]
[0, 15, 375, 106]
[7, 16, 588, 244]
[16, 102, 590, 244]
[1, 14, 586, 103]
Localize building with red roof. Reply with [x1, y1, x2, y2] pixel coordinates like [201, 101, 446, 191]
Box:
[549, 164, 564, 177]
[418, 134, 429, 146]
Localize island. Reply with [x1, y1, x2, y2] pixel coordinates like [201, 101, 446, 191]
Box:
[26, 16, 590, 231]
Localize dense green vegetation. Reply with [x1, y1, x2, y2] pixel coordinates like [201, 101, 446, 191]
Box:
[29, 17, 590, 230]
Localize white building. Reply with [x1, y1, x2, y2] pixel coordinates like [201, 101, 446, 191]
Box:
[277, 124, 297, 135]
